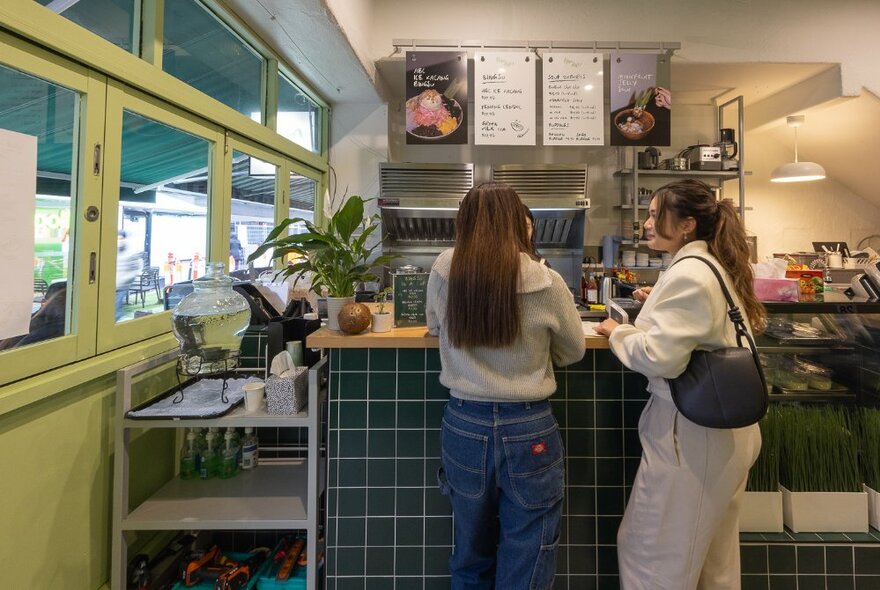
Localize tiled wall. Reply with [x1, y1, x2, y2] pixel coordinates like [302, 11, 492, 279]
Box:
[326, 347, 880, 589]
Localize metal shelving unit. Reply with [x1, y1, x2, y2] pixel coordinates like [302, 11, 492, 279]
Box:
[614, 95, 749, 253]
[110, 349, 328, 590]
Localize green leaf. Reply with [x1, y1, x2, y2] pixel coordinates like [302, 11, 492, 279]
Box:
[334, 196, 365, 243]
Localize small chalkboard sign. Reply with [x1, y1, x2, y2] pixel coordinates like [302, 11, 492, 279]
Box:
[393, 272, 430, 328]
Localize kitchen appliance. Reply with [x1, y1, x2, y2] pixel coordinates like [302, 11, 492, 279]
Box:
[637, 147, 661, 170]
[600, 276, 638, 303]
[684, 145, 722, 171]
[715, 128, 739, 171]
[658, 157, 688, 171]
[607, 297, 642, 324]
[378, 163, 589, 298]
[850, 273, 880, 300]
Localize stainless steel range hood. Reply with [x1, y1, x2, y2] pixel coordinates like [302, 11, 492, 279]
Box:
[378, 163, 589, 296]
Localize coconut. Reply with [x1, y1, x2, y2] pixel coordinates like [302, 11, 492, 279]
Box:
[337, 302, 371, 334]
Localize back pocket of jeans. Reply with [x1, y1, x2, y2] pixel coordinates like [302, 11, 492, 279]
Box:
[441, 418, 488, 498]
[503, 424, 564, 509]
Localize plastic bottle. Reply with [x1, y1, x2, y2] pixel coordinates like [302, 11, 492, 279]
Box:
[241, 427, 259, 470]
[208, 427, 223, 456]
[226, 427, 242, 466]
[220, 430, 239, 478]
[586, 272, 599, 305]
[180, 431, 198, 480]
[192, 428, 207, 473]
[200, 432, 218, 479]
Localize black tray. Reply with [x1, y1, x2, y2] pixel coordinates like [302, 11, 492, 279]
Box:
[772, 381, 848, 396]
[763, 327, 840, 347]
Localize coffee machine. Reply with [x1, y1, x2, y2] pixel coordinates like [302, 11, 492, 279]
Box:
[715, 128, 739, 171]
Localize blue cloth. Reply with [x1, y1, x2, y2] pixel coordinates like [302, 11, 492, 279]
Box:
[438, 398, 563, 590]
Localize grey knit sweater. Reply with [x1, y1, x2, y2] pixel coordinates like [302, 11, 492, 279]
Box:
[425, 249, 585, 402]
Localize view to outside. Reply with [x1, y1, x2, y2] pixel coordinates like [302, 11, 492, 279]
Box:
[278, 73, 322, 153]
[230, 151, 277, 273]
[35, 0, 136, 52]
[115, 110, 210, 322]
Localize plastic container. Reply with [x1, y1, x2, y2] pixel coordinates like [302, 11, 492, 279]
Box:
[171, 261, 251, 374]
[241, 427, 258, 470]
[171, 551, 268, 590]
[180, 431, 198, 480]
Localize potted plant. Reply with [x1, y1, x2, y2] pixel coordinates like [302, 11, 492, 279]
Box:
[371, 287, 393, 333]
[857, 407, 880, 529]
[741, 407, 784, 532]
[248, 195, 396, 331]
[778, 405, 868, 532]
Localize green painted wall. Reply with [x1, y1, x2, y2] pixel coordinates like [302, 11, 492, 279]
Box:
[0, 364, 177, 589]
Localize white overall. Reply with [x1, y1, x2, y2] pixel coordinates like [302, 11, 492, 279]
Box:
[607, 241, 762, 589]
[617, 395, 760, 589]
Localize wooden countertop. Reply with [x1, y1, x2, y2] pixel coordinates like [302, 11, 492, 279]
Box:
[307, 324, 611, 349]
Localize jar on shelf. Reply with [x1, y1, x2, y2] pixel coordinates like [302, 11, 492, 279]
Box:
[171, 262, 251, 375]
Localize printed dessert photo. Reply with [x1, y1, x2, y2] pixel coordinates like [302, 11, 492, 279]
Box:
[405, 88, 463, 140]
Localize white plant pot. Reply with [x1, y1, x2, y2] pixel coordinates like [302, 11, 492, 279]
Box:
[325, 296, 354, 331]
[740, 490, 784, 532]
[865, 484, 880, 530]
[371, 312, 393, 333]
[781, 485, 869, 532]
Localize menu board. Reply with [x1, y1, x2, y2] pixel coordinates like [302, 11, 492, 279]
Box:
[609, 52, 671, 146]
[405, 51, 468, 145]
[542, 53, 605, 145]
[393, 273, 430, 328]
[474, 52, 536, 145]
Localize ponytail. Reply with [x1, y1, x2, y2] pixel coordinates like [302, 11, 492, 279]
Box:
[707, 200, 766, 332]
[653, 180, 766, 332]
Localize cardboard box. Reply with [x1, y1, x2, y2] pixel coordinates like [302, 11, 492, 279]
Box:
[785, 269, 824, 294]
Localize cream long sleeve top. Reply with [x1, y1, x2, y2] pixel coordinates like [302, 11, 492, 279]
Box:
[608, 240, 753, 402]
[425, 248, 585, 402]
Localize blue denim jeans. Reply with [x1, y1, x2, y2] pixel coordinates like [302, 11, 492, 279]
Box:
[438, 398, 564, 590]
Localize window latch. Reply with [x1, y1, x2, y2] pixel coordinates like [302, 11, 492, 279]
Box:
[93, 143, 102, 175]
[89, 252, 97, 284]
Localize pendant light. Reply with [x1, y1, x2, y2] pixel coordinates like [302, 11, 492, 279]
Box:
[770, 115, 826, 183]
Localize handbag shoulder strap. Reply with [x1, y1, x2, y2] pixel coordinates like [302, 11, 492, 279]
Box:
[670, 255, 757, 354]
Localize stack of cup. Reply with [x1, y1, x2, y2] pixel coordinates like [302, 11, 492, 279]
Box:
[242, 382, 265, 413]
[636, 252, 650, 267]
[621, 250, 637, 268]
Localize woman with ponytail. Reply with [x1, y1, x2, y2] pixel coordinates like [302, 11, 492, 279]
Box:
[595, 179, 764, 590]
[426, 182, 584, 589]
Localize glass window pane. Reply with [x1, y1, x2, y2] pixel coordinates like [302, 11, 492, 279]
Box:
[0, 63, 78, 351]
[230, 150, 276, 272]
[289, 173, 317, 234]
[278, 73, 321, 153]
[163, 0, 264, 120]
[116, 110, 209, 323]
[35, 0, 135, 52]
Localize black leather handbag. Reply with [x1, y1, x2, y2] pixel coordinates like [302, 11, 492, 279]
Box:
[667, 256, 768, 429]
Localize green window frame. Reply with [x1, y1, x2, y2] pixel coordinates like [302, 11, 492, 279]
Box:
[0, 1, 329, 387]
[0, 31, 104, 386]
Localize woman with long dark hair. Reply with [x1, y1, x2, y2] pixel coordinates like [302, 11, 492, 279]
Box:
[426, 182, 584, 589]
[595, 179, 764, 589]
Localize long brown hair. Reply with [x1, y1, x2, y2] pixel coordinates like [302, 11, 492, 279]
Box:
[652, 179, 766, 331]
[447, 182, 530, 348]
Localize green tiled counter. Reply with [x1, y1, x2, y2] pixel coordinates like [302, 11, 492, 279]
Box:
[310, 333, 880, 590]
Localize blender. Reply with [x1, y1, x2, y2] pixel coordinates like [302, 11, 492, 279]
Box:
[716, 128, 739, 170]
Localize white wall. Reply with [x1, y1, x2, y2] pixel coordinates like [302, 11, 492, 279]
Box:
[324, 0, 880, 260]
[365, 0, 880, 98]
[326, 102, 388, 219]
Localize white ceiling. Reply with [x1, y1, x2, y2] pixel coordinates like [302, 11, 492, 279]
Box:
[219, 0, 380, 104]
